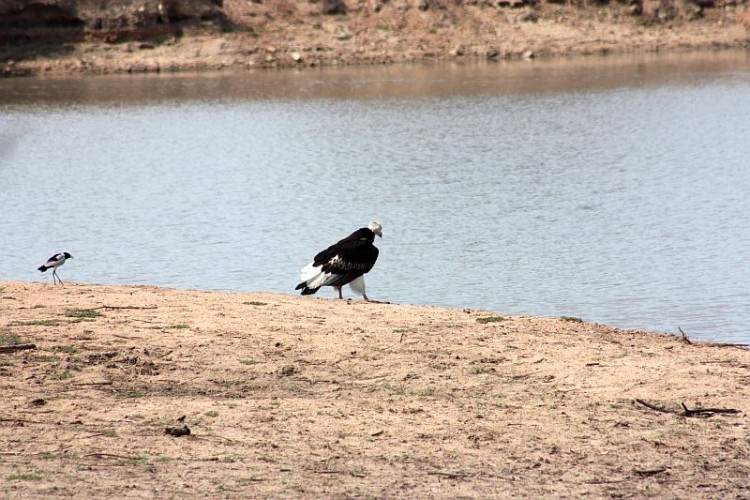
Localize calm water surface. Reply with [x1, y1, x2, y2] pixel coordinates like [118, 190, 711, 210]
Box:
[2, 52, 750, 342]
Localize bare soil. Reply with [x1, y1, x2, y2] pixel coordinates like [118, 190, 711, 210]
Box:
[1, 0, 748, 77]
[1, 281, 749, 497]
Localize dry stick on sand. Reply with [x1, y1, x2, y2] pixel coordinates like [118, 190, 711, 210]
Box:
[634, 467, 668, 476]
[93, 305, 158, 310]
[680, 402, 740, 417]
[84, 453, 139, 460]
[634, 399, 673, 414]
[678, 327, 749, 348]
[0, 418, 46, 425]
[313, 469, 367, 478]
[635, 399, 740, 417]
[0, 343, 36, 354]
[427, 470, 469, 479]
[0, 451, 58, 456]
[678, 327, 693, 345]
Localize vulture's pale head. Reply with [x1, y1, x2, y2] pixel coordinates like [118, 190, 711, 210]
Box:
[368, 220, 383, 238]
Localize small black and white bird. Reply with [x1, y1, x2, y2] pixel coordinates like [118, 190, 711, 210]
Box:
[296, 221, 382, 301]
[38, 252, 73, 285]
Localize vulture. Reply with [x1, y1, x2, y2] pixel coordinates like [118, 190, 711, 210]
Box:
[296, 221, 382, 301]
[38, 252, 73, 285]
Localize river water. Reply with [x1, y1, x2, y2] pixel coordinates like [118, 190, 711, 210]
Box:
[2, 51, 749, 342]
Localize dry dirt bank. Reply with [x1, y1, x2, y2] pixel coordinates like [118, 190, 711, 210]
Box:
[1, 0, 749, 77]
[1, 281, 749, 497]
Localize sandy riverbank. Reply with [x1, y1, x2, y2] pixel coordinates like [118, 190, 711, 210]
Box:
[1, 281, 748, 497]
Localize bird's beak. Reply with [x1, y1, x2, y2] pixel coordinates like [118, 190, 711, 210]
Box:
[375, 229, 382, 238]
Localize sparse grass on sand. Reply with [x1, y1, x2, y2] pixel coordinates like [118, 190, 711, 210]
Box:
[1, 281, 748, 498]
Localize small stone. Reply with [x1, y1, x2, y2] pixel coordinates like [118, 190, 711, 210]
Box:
[164, 425, 191, 437]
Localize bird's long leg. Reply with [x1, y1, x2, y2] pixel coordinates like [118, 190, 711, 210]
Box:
[335, 286, 343, 299]
[53, 269, 63, 286]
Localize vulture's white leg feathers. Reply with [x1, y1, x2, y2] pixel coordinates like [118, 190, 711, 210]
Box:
[348, 276, 368, 301]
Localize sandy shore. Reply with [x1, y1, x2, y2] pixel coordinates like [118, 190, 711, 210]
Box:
[1, 281, 749, 497]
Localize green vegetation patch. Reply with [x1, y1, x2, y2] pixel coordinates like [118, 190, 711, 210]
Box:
[393, 328, 415, 334]
[167, 324, 190, 330]
[243, 301, 267, 306]
[122, 391, 146, 399]
[476, 316, 506, 324]
[560, 316, 583, 323]
[239, 359, 261, 366]
[0, 333, 21, 345]
[9, 319, 61, 327]
[64, 309, 101, 319]
[8, 473, 44, 481]
[52, 370, 75, 380]
[49, 345, 76, 354]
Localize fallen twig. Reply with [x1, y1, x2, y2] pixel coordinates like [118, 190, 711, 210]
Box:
[636, 399, 740, 417]
[0, 451, 55, 456]
[681, 402, 740, 417]
[0, 343, 36, 354]
[584, 478, 627, 484]
[678, 327, 749, 349]
[635, 467, 668, 476]
[635, 399, 673, 414]
[0, 417, 46, 425]
[427, 470, 468, 479]
[313, 469, 366, 478]
[94, 305, 158, 310]
[194, 435, 236, 444]
[84, 453, 137, 460]
[678, 327, 693, 345]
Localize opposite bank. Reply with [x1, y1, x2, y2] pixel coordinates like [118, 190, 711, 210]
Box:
[1, 0, 749, 76]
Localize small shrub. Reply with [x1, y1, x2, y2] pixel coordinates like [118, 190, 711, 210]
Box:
[417, 387, 435, 397]
[0, 333, 21, 345]
[52, 370, 74, 380]
[50, 346, 76, 354]
[560, 316, 583, 323]
[64, 309, 101, 319]
[10, 319, 60, 327]
[476, 316, 506, 324]
[8, 473, 44, 481]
